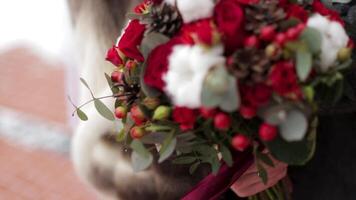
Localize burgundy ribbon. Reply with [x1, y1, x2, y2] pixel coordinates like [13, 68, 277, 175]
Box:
[182, 151, 254, 200]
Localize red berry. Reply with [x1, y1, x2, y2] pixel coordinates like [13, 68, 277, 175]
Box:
[214, 113, 231, 130]
[259, 123, 278, 141]
[296, 23, 306, 33]
[111, 71, 122, 83]
[275, 32, 287, 46]
[115, 106, 127, 119]
[286, 27, 300, 40]
[130, 126, 145, 139]
[200, 107, 218, 119]
[240, 106, 257, 119]
[232, 134, 251, 151]
[260, 25, 276, 41]
[244, 35, 260, 48]
[131, 105, 146, 125]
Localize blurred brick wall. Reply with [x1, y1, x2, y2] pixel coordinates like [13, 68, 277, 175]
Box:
[0, 47, 95, 199]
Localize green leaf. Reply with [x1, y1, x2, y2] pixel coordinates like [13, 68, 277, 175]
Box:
[210, 155, 221, 175]
[105, 73, 119, 94]
[279, 109, 308, 142]
[130, 140, 150, 158]
[201, 82, 223, 108]
[256, 151, 274, 168]
[76, 108, 88, 121]
[296, 49, 312, 82]
[189, 162, 200, 174]
[158, 132, 177, 163]
[94, 99, 115, 121]
[220, 145, 233, 167]
[219, 76, 240, 112]
[172, 156, 197, 164]
[80, 77, 91, 91]
[116, 129, 126, 142]
[141, 132, 166, 144]
[300, 27, 322, 54]
[257, 164, 268, 185]
[131, 151, 153, 172]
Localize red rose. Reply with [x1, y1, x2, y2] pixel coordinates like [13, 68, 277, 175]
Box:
[172, 107, 198, 131]
[106, 46, 123, 66]
[241, 83, 272, 108]
[118, 20, 146, 62]
[214, 0, 245, 54]
[180, 19, 216, 45]
[144, 38, 182, 90]
[287, 4, 309, 22]
[268, 61, 302, 98]
[312, 0, 344, 25]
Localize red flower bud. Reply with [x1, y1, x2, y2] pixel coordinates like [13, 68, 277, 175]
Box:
[130, 126, 145, 139]
[111, 71, 122, 83]
[275, 32, 287, 46]
[286, 27, 300, 40]
[244, 35, 260, 48]
[260, 25, 276, 41]
[131, 105, 146, 125]
[200, 107, 218, 119]
[125, 60, 137, 70]
[214, 113, 232, 131]
[259, 123, 278, 141]
[115, 106, 127, 119]
[232, 134, 251, 151]
[239, 106, 257, 119]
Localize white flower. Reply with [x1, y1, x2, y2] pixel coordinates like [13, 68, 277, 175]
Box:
[164, 0, 215, 23]
[163, 45, 225, 108]
[307, 14, 349, 72]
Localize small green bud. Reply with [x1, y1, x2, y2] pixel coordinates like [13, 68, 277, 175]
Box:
[153, 106, 172, 120]
[337, 47, 352, 62]
[143, 97, 160, 110]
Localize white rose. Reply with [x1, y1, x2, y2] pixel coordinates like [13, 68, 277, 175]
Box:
[164, 0, 215, 23]
[307, 14, 349, 72]
[163, 45, 225, 108]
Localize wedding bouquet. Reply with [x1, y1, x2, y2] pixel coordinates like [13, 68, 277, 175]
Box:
[73, 0, 354, 199]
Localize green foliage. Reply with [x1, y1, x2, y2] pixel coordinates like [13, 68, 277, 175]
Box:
[158, 131, 177, 163]
[76, 108, 88, 121]
[296, 49, 313, 82]
[94, 99, 115, 121]
[220, 145, 233, 167]
[130, 140, 153, 172]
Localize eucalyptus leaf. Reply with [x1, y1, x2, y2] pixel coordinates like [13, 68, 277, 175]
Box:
[296, 49, 313, 82]
[94, 99, 115, 121]
[80, 77, 91, 91]
[158, 132, 177, 163]
[219, 76, 240, 112]
[130, 140, 150, 158]
[279, 109, 308, 142]
[201, 83, 223, 107]
[76, 109, 88, 121]
[189, 162, 200, 174]
[172, 156, 197, 164]
[220, 145, 233, 167]
[300, 27, 322, 54]
[131, 151, 153, 172]
[141, 132, 166, 144]
[256, 151, 275, 168]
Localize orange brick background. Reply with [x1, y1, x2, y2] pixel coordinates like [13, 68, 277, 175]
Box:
[0, 47, 95, 199]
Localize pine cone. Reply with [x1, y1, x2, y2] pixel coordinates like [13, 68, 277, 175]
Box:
[245, 0, 286, 34]
[147, 3, 183, 37]
[229, 48, 271, 84]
